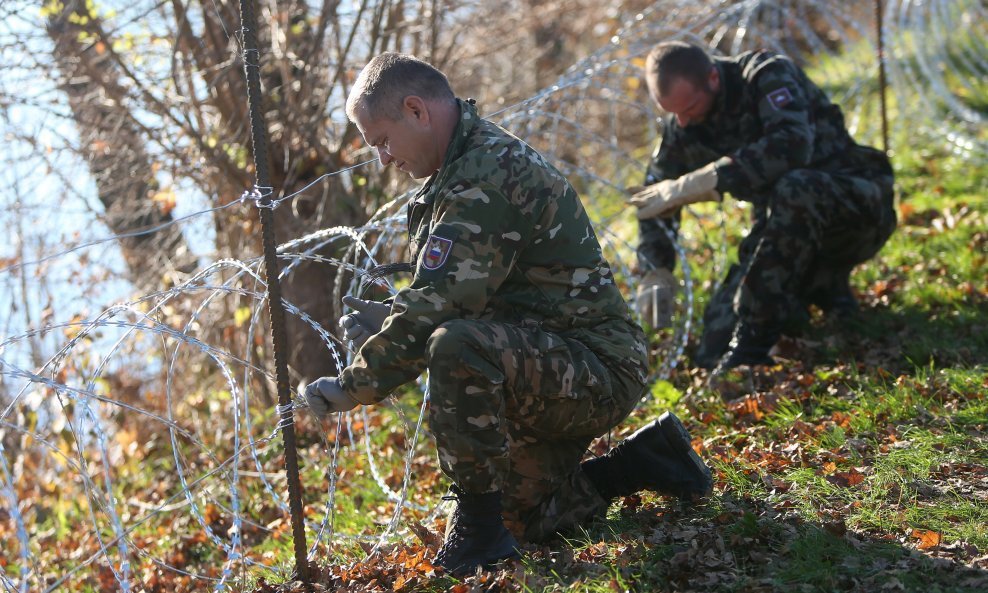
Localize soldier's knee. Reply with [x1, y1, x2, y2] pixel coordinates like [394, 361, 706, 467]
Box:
[426, 319, 478, 363]
[770, 170, 817, 208]
[426, 320, 508, 398]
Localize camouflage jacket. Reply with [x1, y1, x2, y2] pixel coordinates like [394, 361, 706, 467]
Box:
[340, 99, 648, 404]
[639, 49, 893, 269]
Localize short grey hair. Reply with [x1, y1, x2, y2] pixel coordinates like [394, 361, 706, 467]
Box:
[345, 53, 455, 121]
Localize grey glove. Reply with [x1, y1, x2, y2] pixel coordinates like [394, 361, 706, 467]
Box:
[302, 377, 359, 419]
[338, 295, 390, 349]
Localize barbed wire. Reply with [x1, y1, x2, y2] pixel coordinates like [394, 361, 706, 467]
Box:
[1, 0, 985, 590]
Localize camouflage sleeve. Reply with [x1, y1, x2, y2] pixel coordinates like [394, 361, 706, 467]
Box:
[644, 120, 691, 186]
[637, 216, 680, 271]
[338, 182, 534, 403]
[713, 58, 815, 197]
[638, 123, 689, 271]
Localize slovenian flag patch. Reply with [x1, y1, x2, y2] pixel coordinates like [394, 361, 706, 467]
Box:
[422, 235, 453, 270]
[766, 87, 793, 110]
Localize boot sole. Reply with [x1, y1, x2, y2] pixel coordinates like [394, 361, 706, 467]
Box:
[451, 550, 520, 578]
[440, 527, 520, 577]
[657, 412, 713, 498]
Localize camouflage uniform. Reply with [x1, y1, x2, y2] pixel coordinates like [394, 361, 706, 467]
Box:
[637, 50, 896, 362]
[339, 99, 650, 542]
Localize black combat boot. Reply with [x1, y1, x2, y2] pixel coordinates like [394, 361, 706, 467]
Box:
[433, 486, 519, 576]
[717, 323, 778, 370]
[805, 269, 860, 320]
[693, 323, 735, 370]
[819, 275, 860, 320]
[582, 412, 713, 502]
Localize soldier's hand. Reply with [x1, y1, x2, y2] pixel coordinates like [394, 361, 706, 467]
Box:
[630, 187, 720, 219]
[302, 377, 358, 419]
[627, 163, 720, 219]
[339, 295, 390, 349]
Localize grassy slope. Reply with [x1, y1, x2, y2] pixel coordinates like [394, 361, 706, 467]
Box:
[252, 39, 988, 592]
[258, 133, 988, 593]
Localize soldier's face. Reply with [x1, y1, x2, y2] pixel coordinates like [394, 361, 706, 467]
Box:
[353, 98, 442, 179]
[656, 69, 720, 127]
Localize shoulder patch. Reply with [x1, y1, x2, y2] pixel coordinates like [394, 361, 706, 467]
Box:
[766, 87, 793, 110]
[422, 235, 453, 270]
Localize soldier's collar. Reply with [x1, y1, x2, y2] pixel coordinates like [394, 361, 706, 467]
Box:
[711, 60, 744, 122]
[447, 98, 480, 161]
[708, 61, 730, 120]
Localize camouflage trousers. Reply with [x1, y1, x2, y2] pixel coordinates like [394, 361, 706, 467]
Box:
[424, 318, 646, 543]
[696, 164, 896, 362]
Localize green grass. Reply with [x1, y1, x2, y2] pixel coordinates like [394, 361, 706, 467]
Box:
[185, 31, 988, 588]
[250, 80, 988, 590]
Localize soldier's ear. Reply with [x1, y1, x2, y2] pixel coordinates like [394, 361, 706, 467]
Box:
[403, 95, 430, 124]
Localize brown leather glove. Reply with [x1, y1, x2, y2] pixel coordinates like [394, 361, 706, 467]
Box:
[627, 162, 720, 219]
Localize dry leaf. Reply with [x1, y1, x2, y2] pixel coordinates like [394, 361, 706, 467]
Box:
[911, 529, 942, 549]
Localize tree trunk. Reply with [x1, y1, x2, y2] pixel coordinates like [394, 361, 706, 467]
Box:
[46, 0, 197, 291]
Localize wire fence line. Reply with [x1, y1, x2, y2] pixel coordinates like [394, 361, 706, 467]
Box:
[0, 0, 985, 590]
